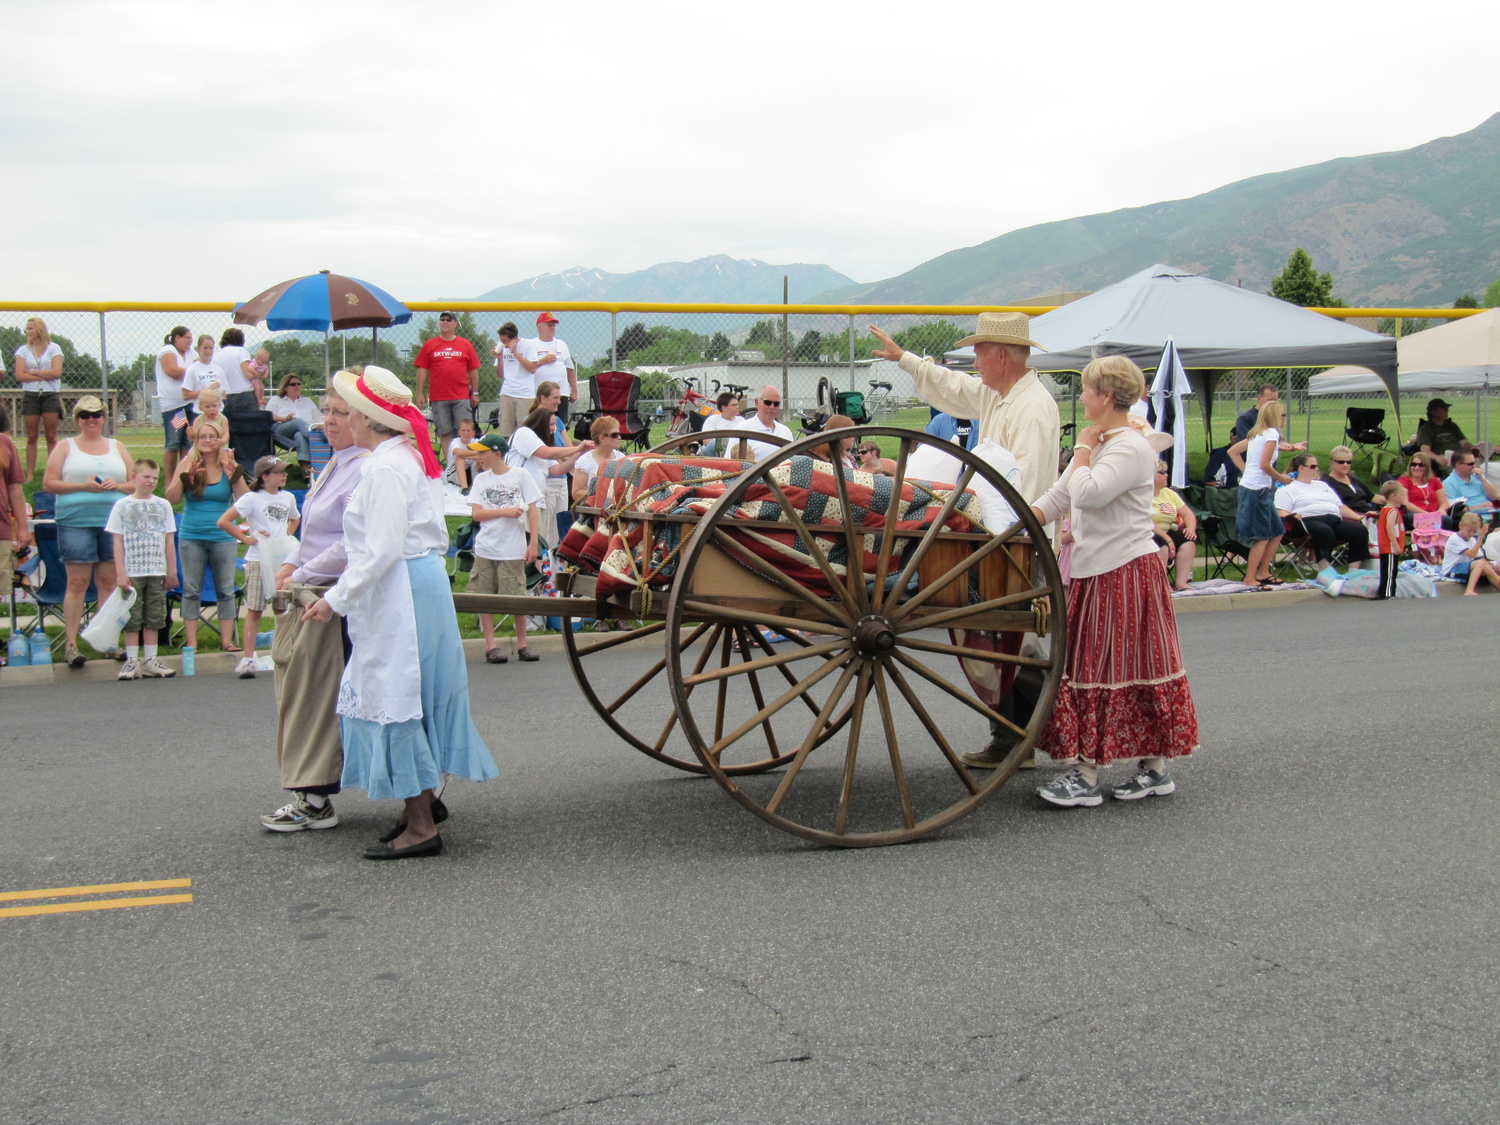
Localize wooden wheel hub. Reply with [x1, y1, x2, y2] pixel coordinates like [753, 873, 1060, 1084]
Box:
[851, 615, 897, 657]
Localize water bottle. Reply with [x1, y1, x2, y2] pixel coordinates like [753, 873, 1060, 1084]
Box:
[7, 631, 29, 667]
[29, 632, 52, 666]
[181, 645, 196, 676]
[255, 631, 273, 650]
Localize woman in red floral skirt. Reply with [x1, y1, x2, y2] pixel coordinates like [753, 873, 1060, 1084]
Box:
[1030, 355, 1199, 807]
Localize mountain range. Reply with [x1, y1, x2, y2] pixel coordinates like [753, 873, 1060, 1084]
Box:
[466, 255, 854, 305]
[461, 115, 1499, 309]
[811, 113, 1500, 307]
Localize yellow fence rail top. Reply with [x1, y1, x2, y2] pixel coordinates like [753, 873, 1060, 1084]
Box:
[0, 300, 1482, 319]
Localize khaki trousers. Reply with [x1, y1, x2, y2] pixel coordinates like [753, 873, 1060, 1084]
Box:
[271, 600, 345, 791]
[497, 395, 531, 438]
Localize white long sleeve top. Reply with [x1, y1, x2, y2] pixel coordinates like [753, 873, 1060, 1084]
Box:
[1033, 426, 1158, 579]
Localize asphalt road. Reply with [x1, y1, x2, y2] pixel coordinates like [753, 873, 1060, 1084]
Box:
[3, 596, 1499, 1125]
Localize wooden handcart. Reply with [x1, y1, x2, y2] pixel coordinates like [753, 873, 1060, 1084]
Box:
[453, 427, 1068, 847]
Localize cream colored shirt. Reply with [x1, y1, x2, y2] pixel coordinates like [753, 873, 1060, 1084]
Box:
[1034, 426, 1158, 579]
[898, 353, 1060, 504]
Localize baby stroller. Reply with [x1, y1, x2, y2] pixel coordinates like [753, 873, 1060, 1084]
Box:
[799, 376, 884, 434]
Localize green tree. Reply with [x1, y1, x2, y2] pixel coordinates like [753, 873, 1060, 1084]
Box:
[1269, 248, 1347, 307]
[705, 331, 733, 360]
[744, 319, 783, 359]
[615, 322, 655, 357]
[1454, 294, 1479, 309]
[792, 329, 824, 361]
[893, 320, 965, 359]
[1483, 279, 1500, 308]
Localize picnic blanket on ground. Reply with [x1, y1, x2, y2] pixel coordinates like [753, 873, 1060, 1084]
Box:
[559, 453, 987, 601]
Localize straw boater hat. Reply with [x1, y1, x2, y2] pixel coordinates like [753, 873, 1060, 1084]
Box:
[332, 366, 415, 432]
[953, 311, 1046, 351]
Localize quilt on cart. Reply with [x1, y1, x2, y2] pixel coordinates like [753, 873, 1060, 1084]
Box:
[558, 453, 987, 600]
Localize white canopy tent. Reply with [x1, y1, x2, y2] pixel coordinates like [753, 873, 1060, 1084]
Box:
[946, 263, 1398, 440]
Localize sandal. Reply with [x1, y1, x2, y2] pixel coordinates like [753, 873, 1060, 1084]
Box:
[485, 647, 508, 664]
[516, 646, 539, 662]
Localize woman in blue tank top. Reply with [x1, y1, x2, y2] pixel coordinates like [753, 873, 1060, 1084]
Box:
[165, 416, 247, 653]
[42, 395, 134, 667]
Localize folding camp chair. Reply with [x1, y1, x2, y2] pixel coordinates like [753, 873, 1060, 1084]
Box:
[1343, 407, 1389, 470]
[17, 496, 98, 652]
[1273, 515, 1323, 581]
[582, 372, 652, 450]
[1187, 483, 1253, 581]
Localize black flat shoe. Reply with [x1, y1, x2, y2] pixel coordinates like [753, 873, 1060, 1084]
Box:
[377, 797, 449, 844]
[364, 833, 442, 860]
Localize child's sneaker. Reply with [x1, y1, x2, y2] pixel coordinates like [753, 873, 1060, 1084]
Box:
[1111, 767, 1176, 800]
[236, 656, 258, 679]
[117, 658, 141, 681]
[140, 656, 176, 678]
[1037, 767, 1103, 808]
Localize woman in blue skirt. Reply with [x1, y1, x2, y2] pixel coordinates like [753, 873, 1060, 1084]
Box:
[302, 365, 497, 859]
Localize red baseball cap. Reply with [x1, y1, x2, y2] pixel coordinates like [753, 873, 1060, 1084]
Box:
[536, 311, 559, 324]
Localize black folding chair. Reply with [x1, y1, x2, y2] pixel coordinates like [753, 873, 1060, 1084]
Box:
[1344, 407, 1389, 470]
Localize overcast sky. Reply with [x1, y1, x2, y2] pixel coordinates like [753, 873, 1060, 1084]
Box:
[4, 0, 1496, 302]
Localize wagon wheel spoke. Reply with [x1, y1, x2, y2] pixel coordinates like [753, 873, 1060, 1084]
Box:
[890, 647, 1028, 741]
[895, 585, 1054, 634]
[765, 659, 862, 815]
[763, 474, 863, 622]
[834, 662, 874, 836]
[680, 598, 846, 641]
[871, 436, 913, 613]
[684, 637, 848, 686]
[572, 618, 668, 658]
[713, 626, 734, 745]
[827, 453, 872, 616]
[871, 661, 915, 827]
[603, 621, 710, 715]
[885, 521, 1025, 625]
[745, 621, 849, 726]
[705, 652, 851, 761]
[709, 528, 852, 627]
[897, 635, 1053, 667]
[653, 623, 726, 752]
[735, 627, 782, 760]
[884, 464, 977, 609]
[882, 657, 979, 794]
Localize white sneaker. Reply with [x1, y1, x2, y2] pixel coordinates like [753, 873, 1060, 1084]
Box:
[140, 656, 176, 678]
[236, 656, 258, 679]
[117, 658, 141, 681]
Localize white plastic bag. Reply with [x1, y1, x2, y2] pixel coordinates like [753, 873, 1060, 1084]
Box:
[81, 586, 137, 652]
[256, 535, 299, 603]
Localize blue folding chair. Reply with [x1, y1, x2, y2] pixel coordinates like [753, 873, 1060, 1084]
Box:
[20, 492, 99, 652]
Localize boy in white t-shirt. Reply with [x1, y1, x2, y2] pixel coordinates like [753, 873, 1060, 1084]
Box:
[106, 459, 178, 680]
[446, 417, 480, 490]
[218, 456, 301, 678]
[466, 433, 543, 664]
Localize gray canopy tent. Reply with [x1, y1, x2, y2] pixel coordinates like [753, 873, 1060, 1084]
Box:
[946, 263, 1400, 442]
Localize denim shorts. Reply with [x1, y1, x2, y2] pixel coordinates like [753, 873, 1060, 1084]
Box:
[162, 407, 194, 452]
[57, 524, 115, 565]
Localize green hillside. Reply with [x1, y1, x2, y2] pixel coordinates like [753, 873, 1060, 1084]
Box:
[820, 114, 1500, 307]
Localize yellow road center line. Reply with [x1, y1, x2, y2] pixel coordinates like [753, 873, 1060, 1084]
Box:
[0, 878, 192, 903]
[1, 894, 193, 919]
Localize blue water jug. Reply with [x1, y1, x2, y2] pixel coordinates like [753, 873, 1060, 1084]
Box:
[29, 632, 52, 666]
[255, 631, 273, 649]
[7, 631, 29, 667]
[181, 646, 196, 676]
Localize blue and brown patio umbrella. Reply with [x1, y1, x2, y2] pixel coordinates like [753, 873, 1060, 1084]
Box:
[233, 270, 412, 378]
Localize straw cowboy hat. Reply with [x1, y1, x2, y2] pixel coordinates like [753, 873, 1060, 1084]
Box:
[954, 311, 1046, 351]
[332, 366, 415, 432]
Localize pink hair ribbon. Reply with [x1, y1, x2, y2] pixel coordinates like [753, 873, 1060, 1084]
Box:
[356, 375, 443, 479]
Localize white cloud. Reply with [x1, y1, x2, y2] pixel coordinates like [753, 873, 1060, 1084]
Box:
[2, 0, 1495, 300]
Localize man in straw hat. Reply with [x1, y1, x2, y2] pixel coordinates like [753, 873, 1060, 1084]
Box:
[871, 313, 1061, 772]
[870, 312, 1060, 506]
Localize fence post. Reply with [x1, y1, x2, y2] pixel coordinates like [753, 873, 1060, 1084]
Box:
[610, 312, 617, 370]
[780, 276, 789, 406]
[99, 312, 111, 436]
[848, 315, 855, 392]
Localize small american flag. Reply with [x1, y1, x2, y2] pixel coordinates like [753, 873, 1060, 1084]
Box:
[170, 411, 187, 430]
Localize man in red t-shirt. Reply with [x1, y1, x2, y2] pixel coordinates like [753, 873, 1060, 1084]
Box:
[414, 311, 481, 450]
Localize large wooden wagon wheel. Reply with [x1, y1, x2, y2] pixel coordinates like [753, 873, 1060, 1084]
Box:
[561, 428, 854, 776]
[663, 426, 1068, 846]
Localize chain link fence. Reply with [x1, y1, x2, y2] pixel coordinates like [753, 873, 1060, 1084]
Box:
[2, 307, 1493, 457]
